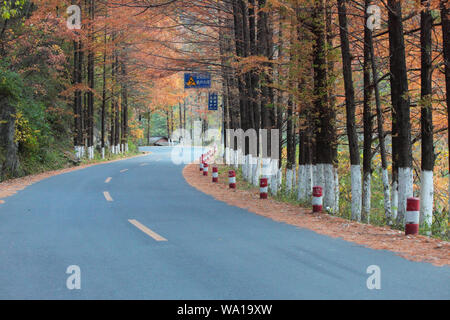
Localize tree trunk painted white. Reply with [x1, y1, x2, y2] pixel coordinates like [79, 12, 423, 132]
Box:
[286, 169, 293, 192]
[362, 173, 371, 223]
[334, 167, 339, 214]
[305, 164, 313, 201]
[243, 155, 247, 181]
[391, 180, 398, 222]
[247, 155, 252, 181]
[101, 147, 105, 159]
[297, 165, 305, 201]
[314, 164, 324, 189]
[397, 167, 413, 225]
[252, 157, 260, 186]
[126, 143, 129, 153]
[246, 155, 252, 182]
[322, 164, 335, 214]
[381, 168, 392, 221]
[234, 149, 239, 169]
[247, 155, 253, 182]
[419, 170, 433, 233]
[293, 168, 297, 194]
[269, 160, 279, 195]
[262, 158, 271, 178]
[351, 165, 362, 221]
[277, 167, 282, 188]
[78, 146, 85, 159]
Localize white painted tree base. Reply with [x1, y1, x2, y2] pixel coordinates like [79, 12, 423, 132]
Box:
[297, 165, 305, 201]
[305, 164, 313, 201]
[362, 174, 371, 222]
[252, 157, 261, 186]
[292, 168, 297, 194]
[321, 164, 336, 214]
[351, 165, 362, 221]
[397, 167, 413, 225]
[314, 164, 324, 190]
[334, 167, 339, 213]
[420, 170, 433, 233]
[286, 169, 293, 193]
[381, 168, 392, 221]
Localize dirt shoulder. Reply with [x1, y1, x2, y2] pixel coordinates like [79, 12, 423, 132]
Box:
[0, 152, 150, 200]
[183, 163, 449, 267]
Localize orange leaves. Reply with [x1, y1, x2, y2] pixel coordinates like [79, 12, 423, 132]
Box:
[233, 55, 273, 75]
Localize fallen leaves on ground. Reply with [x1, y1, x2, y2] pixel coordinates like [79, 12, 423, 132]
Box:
[183, 163, 449, 267]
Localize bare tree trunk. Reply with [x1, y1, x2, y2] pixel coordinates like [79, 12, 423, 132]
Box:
[101, 22, 107, 159]
[420, 0, 434, 232]
[388, 0, 412, 225]
[441, 1, 450, 220]
[338, 0, 361, 221]
[313, 0, 336, 212]
[362, 0, 374, 223]
[87, 0, 95, 160]
[368, 18, 391, 221]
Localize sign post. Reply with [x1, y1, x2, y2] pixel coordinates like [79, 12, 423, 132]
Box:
[208, 93, 218, 111]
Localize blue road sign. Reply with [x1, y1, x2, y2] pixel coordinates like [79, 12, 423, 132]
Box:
[208, 93, 218, 111]
[184, 73, 211, 89]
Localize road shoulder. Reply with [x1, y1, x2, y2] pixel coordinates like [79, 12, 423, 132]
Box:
[183, 163, 449, 267]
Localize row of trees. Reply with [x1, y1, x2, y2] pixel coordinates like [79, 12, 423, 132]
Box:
[210, 0, 450, 232]
[0, 1, 449, 234]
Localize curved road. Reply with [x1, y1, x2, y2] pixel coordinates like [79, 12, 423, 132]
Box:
[0, 147, 448, 299]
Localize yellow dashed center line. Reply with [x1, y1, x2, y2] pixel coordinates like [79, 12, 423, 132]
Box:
[0, 200, 4, 204]
[120, 169, 129, 173]
[128, 219, 168, 242]
[103, 191, 113, 202]
[105, 177, 112, 183]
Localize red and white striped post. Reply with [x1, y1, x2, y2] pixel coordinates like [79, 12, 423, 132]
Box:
[260, 178, 268, 199]
[405, 197, 420, 235]
[203, 163, 209, 176]
[200, 156, 204, 172]
[312, 186, 323, 213]
[228, 170, 236, 189]
[212, 167, 219, 183]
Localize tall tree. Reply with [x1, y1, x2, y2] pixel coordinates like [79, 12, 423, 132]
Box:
[86, 0, 95, 159]
[362, 0, 374, 223]
[420, 0, 434, 231]
[441, 1, 450, 217]
[388, 0, 413, 225]
[338, 0, 361, 221]
[313, 0, 337, 211]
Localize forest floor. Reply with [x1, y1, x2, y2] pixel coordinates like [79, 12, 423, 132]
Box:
[0, 151, 150, 201]
[183, 163, 450, 267]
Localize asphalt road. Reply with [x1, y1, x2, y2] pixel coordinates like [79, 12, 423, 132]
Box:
[0, 147, 448, 299]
